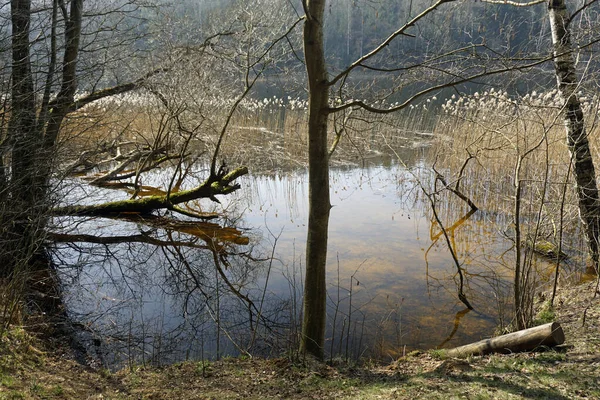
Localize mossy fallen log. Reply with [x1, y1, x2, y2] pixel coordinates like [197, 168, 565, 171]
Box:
[445, 322, 565, 358]
[53, 166, 248, 217]
[523, 238, 568, 260]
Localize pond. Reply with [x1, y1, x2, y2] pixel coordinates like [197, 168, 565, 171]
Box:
[51, 140, 573, 369]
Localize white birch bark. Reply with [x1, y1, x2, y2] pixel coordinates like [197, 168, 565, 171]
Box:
[548, 0, 600, 272]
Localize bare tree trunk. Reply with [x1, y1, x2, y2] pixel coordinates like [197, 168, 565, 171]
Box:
[38, 0, 83, 203]
[548, 0, 600, 273]
[3, 0, 83, 300]
[9, 0, 39, 209]
[300, 0, 331, 360]
[36, 0, 58, 135]
[297, 0, 458, 360]
[2, 0, 43, 279]
[43, 0, 83, 152]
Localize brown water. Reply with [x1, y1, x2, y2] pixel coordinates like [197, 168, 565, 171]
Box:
[53, 149, 577, 368]
[230, 162, 510, 359]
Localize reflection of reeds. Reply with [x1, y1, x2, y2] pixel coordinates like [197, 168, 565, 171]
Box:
[432, 89, 600, 328]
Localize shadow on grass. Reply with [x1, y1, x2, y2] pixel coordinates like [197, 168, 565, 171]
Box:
[417, 371, 570, 400]
[330, 356, 588, 399]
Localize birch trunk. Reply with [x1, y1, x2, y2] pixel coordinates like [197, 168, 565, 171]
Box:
[300, 0, 331, 359]
[548, 0, 600, 273]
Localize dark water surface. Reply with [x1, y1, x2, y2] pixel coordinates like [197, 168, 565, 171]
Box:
[53, 153, 562, 368]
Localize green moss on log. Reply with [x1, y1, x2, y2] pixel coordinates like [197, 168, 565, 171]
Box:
[53, 166, 248, 217]
[523, 238, 568, 260]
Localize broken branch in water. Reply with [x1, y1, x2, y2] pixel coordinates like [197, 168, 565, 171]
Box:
[49, 213, 249, 253]
[53, 166, 248, 217]
[433, 167, 478, 212]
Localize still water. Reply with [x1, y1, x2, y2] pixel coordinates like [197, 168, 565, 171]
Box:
[53, 150, 560, 368]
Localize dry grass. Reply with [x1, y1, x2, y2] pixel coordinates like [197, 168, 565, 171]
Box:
[432, 89, 600, 260]
[434, 89, 600, 204]
[58, 91, 437, 178]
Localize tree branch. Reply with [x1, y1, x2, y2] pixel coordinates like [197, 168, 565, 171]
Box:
[480, 0, 545, 6]
[328, 0, 456, 87]
[327, 51, 568, 114]
[53, 166, 248, 216]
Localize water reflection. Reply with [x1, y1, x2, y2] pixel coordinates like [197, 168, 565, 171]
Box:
[54, 216, 293, 367]
[52, 154, 575, 369]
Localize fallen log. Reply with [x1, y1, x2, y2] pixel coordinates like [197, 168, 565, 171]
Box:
[53, 166, 248, 217]
[445, 322, 565, 357]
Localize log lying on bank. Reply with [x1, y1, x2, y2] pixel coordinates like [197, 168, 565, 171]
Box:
[445, 322, 565, 358]
[53, 166, 248, 217]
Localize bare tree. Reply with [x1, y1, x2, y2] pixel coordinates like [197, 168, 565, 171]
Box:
[0, 0, 247, 321]
[2, 1, 156, 283]
[299, 0, 477, 359]
[299, 0, 330, 359]
[297, 0, 600, 357]
[548, 0, 600, 273]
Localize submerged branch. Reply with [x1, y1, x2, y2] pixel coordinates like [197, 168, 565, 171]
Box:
[51, 213, 249, 249]
[383, 136, 473, 309]
[47, 232, 212, 250]
[434, 170, 478, 212]
[427, 190, 474, 310]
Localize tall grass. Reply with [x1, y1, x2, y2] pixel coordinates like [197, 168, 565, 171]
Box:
[432, 88, 600, 328]
[435, 88, 600, 249]
[61, 90, 439, 176]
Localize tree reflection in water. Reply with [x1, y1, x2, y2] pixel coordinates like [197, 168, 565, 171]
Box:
[52, 215, 298, 369]
[49, 161, 581, 369]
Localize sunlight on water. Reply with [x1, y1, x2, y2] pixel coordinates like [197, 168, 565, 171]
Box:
[226, 163, 507, 358]
[54, 154, 576, 367]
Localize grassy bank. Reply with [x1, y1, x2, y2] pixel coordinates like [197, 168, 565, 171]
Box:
[1, 280, 598, 399]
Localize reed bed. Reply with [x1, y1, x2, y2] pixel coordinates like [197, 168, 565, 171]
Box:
[432, 88, 600, 248]
[60, 90, 440, 176]
[429, 88, 600, 329]
[55, 86, 600, 357]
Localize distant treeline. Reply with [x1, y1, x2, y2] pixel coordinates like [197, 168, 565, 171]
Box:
[160, 0, 599, 93]
[0, 0, 596, 98]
